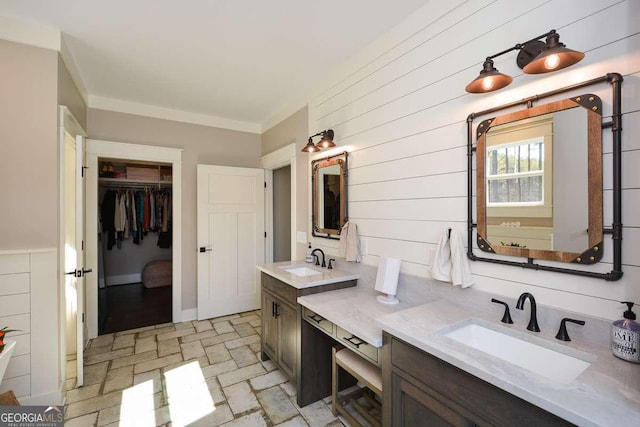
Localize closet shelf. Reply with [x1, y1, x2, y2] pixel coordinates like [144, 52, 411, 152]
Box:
[99, 177, 172, 187]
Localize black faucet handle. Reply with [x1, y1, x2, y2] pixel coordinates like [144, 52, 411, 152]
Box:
[328, 259, 335, 269]
[555, 318, 585, 341]
[314, 254, 320, 266]
[491, 298, 514, 324]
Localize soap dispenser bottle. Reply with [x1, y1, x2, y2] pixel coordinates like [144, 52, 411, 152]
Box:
[306, 243, 314, 263]
[611, 302, 640, 363]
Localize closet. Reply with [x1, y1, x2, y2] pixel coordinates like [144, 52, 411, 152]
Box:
[97, 158, 173, 334]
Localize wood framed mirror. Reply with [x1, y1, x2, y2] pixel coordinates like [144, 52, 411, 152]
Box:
[312, 152, 348, 239]
[477, 96, 602, 262]
[467, 73, 624, 281]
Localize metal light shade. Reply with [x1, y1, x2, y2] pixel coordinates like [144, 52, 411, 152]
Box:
[301, 137, 321, 153]
[316, 129, 335, 149]
[465, 59, 513, 93]
[522, 32, 584, 74]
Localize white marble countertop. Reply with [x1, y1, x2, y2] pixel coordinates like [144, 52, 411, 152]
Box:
[297, 286, 419, 347]
[257, 261, 359, 289]
[376, 299, 640, 427]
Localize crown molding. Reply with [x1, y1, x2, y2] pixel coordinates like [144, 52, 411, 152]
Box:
[0, 14, 60, 51]
[60, 37, 88, 105]
[88, 95, 262, 134]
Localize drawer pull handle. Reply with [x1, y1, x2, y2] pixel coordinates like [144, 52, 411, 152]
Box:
[309, 314, 324, 324]
[344, 335, 365, 348]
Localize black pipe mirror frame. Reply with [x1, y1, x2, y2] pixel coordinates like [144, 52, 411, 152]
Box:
[312, 151, 349, 239]
[466, 73, 623, 281]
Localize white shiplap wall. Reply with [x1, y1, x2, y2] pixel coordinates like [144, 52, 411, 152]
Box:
[308, 0, 640, 320]
[0, 249, 60, 404]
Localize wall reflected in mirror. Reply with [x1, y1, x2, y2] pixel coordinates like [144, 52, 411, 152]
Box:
[312, 153, 348, 239]
[477, 96, 602, 263]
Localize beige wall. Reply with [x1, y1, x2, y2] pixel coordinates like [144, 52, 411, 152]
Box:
[0, 40, 59, 249]
[87, 108, 261, 309]
[57, 56, 87, 131]
[261, 107, 308, 156]
[261, 106, 309, 260]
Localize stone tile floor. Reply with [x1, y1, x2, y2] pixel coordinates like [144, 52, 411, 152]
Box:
[65, 310, 347, 427]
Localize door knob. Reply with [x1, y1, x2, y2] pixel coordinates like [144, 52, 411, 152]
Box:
[65, 268, 93, 278]
[199, 246, 212, 253]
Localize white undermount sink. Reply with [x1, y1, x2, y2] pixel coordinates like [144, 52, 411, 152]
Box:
[441, 319, 593, 384]
[282, 266, 323, 277]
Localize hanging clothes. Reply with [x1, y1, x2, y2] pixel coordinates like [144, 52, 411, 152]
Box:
[143, 191, 151, 231]
[101, 190, 117, 250]
[101, 187, 173, 249]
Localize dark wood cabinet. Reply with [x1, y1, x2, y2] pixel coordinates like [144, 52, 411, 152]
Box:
[261, 286, 297, 381]
[391, 374, 476, 427]
[260, 272, 357, 406]
[278, 298, 297, 379]
[261, 292, 279, 361]
[383, 332, 575, 427]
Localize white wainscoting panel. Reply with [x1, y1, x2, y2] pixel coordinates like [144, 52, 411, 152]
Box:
[0, 249, 59, 404]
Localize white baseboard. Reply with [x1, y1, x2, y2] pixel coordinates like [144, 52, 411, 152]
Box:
[106, 273, 141, 286]
[181, 308, 197, 322]
[20, 389, 63, 406]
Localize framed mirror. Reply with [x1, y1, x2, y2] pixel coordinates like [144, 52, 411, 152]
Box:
[312, 152, 348, 238]
[477, 97, 602, 262]
[467, 73, 624, 280]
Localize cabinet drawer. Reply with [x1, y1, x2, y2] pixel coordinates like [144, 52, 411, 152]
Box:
[336, 326, 379, 365]
[261, 273, 297, 303]
[302, 307, 334, 335]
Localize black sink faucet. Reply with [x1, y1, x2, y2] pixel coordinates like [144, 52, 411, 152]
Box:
[516, 292, 540, 332]
[311, 248, 326, 268]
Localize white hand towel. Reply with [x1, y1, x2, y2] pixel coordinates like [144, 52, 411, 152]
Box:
[429, 230, 452, 282]
[429, 228, 474, 288]
[339, 221, 362, 262]
[450, 229, 474, 288]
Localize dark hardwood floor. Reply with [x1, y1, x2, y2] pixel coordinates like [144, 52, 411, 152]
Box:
[98, 283, 172, 335]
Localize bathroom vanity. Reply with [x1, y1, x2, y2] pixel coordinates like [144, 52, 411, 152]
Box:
[256, 261, 358, 406]
[376, 299, 640, 427]
[259, 261, 640, 424]
[384, 333, 572, 426]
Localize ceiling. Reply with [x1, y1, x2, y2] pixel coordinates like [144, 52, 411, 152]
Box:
[0, 0, 431, 131]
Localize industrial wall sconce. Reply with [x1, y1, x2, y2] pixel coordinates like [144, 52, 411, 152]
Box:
[465, 29, 585, 94]
[301, 129, 336, 152]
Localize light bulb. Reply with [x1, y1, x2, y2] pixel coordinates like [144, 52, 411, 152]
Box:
[482, 77, 494, 90]
[544, 54, 560, 70]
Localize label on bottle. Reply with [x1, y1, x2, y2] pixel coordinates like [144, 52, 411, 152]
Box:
[611, 325, 640, 363]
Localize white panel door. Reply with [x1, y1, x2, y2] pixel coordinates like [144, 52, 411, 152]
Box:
[197, 165, 265, 320]
[63, 133, 87, 386]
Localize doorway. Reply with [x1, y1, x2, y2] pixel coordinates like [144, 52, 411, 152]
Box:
[261, 143, 297, 263]
[273, 165, 291, 262]
[97, 158, 174, 334]
[85, 139, 183, 340]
